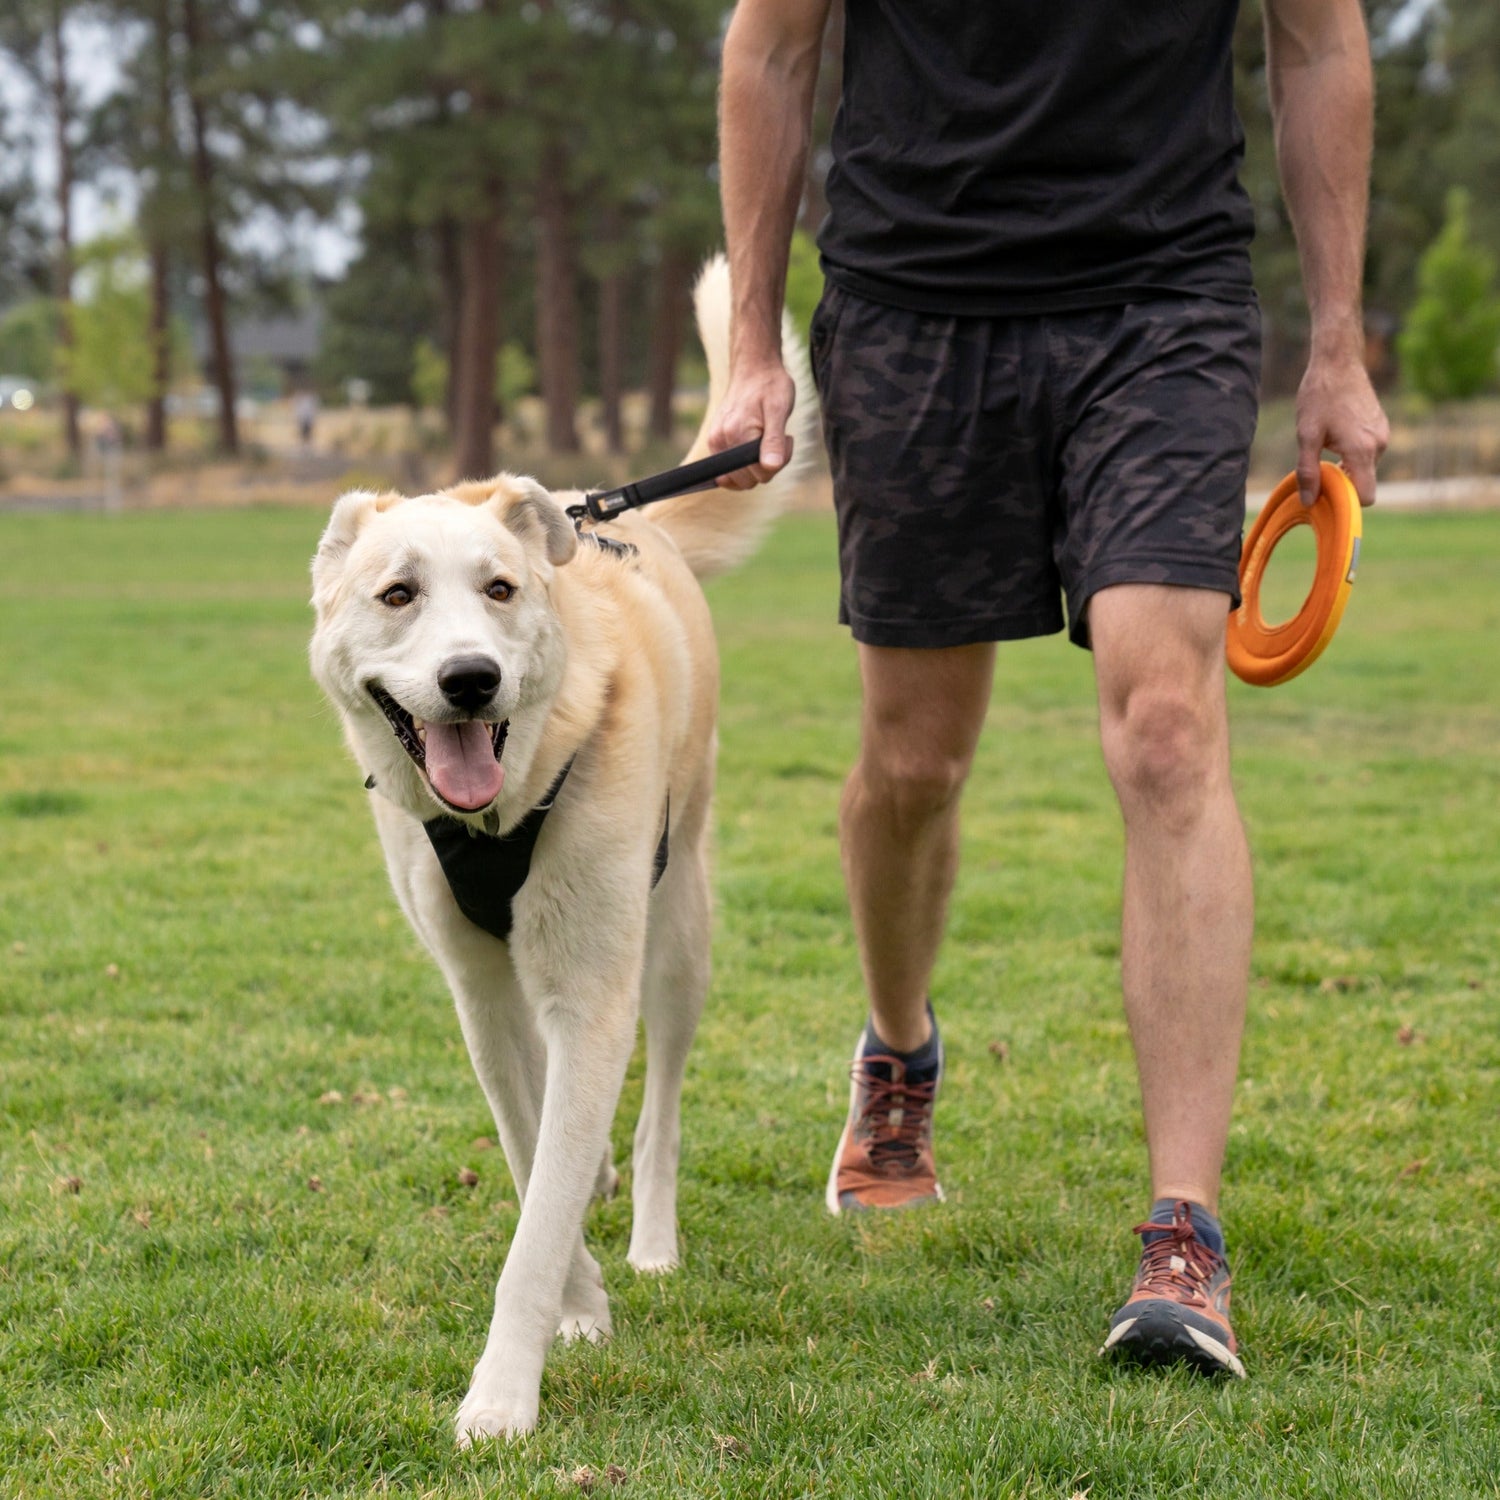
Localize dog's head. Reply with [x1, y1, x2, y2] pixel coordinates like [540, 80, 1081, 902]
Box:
[309, 475, 577, 819]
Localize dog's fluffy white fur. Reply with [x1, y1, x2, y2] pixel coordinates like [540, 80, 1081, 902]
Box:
[309, 257, 818, 1444]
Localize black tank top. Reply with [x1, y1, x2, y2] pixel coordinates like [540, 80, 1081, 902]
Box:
[818, 0, 1256, 314]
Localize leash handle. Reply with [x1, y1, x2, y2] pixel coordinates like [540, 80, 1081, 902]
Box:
[583, 439, 763, 522]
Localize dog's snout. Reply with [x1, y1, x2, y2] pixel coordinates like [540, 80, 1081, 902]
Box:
[438, 654, 502, 711]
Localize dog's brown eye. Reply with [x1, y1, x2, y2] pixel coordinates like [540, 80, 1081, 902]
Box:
[380, 584, 415, 607]
[486, 579, 514, 602]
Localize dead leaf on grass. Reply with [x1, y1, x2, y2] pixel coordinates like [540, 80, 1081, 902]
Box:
[307, 1176, 324, 1192]
[987, 1040, 1011, 1063]
[1397, 1024, 1423, 1046]
[557, 1464, 623, 1492]
[712, 1433, 746, 1460]
[132, 1207, 151, 1228]
[908, 1356, 940, 1383]
[59, 1175, 82, 1194]
[1319, 975, 1359, 994]
[318, 1090, 344, 1106]
[104, 964, 120, 979]
[471, 1136, 494, 1152]
[1398, 1158, 1430, 1179]
[457, 1167, 480, 1187]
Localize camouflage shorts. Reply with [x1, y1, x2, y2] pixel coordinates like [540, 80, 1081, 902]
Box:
[809, 282, 1262, 649]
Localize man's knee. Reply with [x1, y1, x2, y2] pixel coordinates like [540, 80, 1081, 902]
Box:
[851, 743, 972, 832]
[1102, 685, 1224, 822]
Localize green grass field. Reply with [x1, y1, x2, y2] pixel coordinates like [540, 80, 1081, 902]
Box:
[1, 504, 1496, 1498]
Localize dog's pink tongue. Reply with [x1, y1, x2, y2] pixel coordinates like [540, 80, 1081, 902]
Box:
[425, 721, 504, 810]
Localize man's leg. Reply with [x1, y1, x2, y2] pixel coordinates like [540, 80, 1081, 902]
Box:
[828, 640, 994, 1212]
[1090, 584, 1250, 1207]
[1090, 582, 1250, 1375]
[842, 641, 996, 1051]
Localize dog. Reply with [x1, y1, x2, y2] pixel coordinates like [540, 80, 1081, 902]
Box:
[308, 256, 817, 1443]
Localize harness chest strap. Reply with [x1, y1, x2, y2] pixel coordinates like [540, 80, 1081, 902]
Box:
[419, 760, 670, 943]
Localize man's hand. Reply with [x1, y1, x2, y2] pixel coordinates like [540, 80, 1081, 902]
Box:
[1294, 336, 1389, 508]
[707, 357, 798, 491]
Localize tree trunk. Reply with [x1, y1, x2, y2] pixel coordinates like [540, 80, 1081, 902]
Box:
[146, 241, 170, 451]
[145, 0, 173, 453]
[435, 214, 464, 430]
[182, 0, 238, 456]
[647, 248, 692, 443]
[451, 196, 504, 480]
[534, 139, 580, 454]
[47, 0, 81, 459]
[597, 203, 626, 456]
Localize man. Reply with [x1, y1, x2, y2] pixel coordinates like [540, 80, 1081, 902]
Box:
[708, 0, 1389, 1375]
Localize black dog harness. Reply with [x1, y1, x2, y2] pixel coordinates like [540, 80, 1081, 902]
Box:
[421, 761, 670, 943]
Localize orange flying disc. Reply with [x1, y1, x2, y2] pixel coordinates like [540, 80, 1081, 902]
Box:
[1226, 462, 1363, 687]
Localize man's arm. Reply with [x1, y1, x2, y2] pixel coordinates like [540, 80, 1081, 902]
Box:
[708, 0, 833, 489]
[1264, 0, 1390, 506]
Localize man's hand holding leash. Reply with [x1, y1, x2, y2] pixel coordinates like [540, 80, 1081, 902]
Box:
[707, 356, 796, 492]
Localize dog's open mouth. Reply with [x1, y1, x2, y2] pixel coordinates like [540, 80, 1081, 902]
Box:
[369, 683, 509, 813]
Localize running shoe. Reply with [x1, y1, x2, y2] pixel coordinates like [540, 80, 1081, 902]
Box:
[1100, 1199, 1246, 1377]
[826, 1025, 943, 1213]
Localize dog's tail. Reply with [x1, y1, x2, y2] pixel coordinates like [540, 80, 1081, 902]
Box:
[644, 253, 820, 580]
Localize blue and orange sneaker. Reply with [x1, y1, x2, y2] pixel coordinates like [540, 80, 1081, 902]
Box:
[825, 1014, 944, 1214]
[1101, 1200, 1246, 1378]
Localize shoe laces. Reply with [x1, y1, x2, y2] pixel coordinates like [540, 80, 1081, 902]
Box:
[1129, 1201, 1222, 1307]
[851, 1056, 937, 1172]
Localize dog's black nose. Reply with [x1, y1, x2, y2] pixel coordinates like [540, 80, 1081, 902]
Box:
[438, 654, 501, 711]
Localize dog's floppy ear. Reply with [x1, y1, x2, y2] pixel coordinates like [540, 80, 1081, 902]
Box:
[491, 477, 578, 567]
[311, 489, 396, 610]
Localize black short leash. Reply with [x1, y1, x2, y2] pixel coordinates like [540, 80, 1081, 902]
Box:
[566, 439, 763, 526]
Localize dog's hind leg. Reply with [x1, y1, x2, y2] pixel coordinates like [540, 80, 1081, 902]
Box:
[628, 837, 711, 1274]
[594, 1151, 621, 1201]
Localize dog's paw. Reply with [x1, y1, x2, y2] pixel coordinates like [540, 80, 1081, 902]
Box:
[557, 1305, 612, 1344]
[557, 1262, 612, 1342]
[627, 1243, 679, 1276]
[454, 1398, 538, 1448]
[594, 1159, 620, 1201]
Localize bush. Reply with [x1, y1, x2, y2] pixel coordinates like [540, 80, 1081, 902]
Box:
[1398, 189, 1500, 401]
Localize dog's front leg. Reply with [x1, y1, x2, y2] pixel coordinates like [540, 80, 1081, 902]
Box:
[423, 906, 611, 1346]
[454, 980, 638, 1447]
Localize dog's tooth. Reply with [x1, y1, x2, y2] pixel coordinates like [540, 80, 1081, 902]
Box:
[415, 726, 426, 743]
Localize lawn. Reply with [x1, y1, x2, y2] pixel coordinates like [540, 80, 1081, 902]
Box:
[1, 503, 1496, 1498]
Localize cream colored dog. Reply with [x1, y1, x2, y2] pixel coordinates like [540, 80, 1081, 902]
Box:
[308, 257, 816, 1444]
